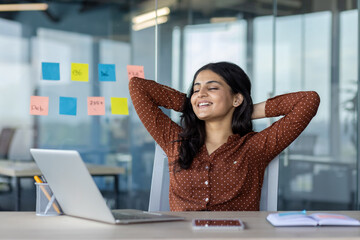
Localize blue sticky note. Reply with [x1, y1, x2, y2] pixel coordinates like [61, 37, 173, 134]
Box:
[98, 64, 116, 82]
[42, 62, 60, 80]
[59, 97, 77, 116]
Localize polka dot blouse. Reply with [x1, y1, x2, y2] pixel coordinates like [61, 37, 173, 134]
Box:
[129, 77, 320, 211]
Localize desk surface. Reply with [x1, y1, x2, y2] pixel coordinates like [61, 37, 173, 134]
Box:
[1, 211, 360, 240]
[0, 160, 125, 177]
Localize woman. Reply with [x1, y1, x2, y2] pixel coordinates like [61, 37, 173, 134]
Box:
[129, 62, 320, 211]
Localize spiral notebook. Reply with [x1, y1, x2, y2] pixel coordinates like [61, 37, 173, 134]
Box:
[267, 212, 360, 227]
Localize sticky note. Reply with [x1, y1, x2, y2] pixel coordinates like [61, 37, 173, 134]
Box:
[42, 62, 60, 80]
[98, 64, 116, 82]
[127, 65, 144, 80]
[29, 96, 49, 115]
[88, 97, 105, 115]
[59, 97, 77, 116]
[111, 98, 129, 115]
[71, 63, 89, 82]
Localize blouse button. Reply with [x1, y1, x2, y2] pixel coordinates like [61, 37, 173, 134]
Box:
[205, 198, 209, 202]
[205, 181, 209, 185]
[233, 161, 237, 164]
[205, 165, 209, 170]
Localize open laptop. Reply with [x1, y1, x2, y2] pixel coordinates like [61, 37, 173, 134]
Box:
[30, 148, 184, 224]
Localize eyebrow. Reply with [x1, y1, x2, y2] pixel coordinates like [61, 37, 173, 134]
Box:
[193, 80, 223, 87]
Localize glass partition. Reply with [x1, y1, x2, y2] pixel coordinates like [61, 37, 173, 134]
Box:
[275, 3, 358, 210]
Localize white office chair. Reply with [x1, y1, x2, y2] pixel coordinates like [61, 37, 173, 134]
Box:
[148, 143, 279, 212]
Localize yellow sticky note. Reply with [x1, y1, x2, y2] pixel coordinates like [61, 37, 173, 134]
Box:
[71, 63, 89, 82]
[111, 98, 129, 115]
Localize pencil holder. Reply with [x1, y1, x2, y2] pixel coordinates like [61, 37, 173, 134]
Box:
[35, 182, 62, 216]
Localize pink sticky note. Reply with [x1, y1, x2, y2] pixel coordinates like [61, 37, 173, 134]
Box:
[30, 96, 49, 115]
[127, 65, 144, 80]
[88, 97, 105, 115]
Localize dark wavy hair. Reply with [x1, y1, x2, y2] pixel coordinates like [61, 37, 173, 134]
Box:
[175, 62, 253, 170]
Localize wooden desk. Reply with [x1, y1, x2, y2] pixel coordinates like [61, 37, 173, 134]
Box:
[0, 211, 359, 239]
[0, 160, 125, 211]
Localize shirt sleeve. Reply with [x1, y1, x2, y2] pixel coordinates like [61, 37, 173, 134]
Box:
[251, 91, 320, 163]
[129, 77, 186, 154]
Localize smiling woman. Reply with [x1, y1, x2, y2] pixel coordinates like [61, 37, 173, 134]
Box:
[182, 62, 254, 162]
[129, 61, 320, 211]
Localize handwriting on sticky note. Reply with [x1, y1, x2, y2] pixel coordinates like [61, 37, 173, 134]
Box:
[30, 96, 49, 115]
[71, 63, 89, 82]
[72, 69, 82, 76]
[127, 65, 144, 80]
[88, 97, 105, 115]
[98, 64, 116, 82]
[111, 98, 129, 115]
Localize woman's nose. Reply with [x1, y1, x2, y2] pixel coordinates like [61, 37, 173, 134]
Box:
[198, 88, 207, 97]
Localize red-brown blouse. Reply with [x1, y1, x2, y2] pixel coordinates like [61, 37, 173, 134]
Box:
[129, 77, 320, 211]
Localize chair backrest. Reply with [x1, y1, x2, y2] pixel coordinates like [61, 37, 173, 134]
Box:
[0, 127, 16, 159]
[148, 144, 279, 212]
[8, 127, 34, 160]
[148, 144, 171, 211]
[259, 155, 279, 211]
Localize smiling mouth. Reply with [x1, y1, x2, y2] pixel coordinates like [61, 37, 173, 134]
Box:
[198, 102, 212, 107]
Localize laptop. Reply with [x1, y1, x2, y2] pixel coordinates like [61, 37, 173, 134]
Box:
[30, 148, 184, 224]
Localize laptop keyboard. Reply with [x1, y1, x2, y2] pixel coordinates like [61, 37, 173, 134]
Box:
[112, 211, 159, 220]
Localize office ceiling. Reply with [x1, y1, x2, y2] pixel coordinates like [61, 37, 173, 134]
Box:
[0, 0, 317, 14]
[0, 0, 357, 22]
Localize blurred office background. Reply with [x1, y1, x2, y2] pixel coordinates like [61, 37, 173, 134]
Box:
[0, 0, 359, 211]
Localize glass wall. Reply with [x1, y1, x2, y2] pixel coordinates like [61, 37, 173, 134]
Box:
[275, 2, 358, 210]
[0, 0, 359, 211]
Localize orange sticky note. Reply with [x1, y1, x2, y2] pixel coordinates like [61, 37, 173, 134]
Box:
[71, 63, 89, 82]
[127, 65, 144, 80]
[111, 98, 129, 115]
[30, 96, 49, 115]
[88, 97, 105, 115]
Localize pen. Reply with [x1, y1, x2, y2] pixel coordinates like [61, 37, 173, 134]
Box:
[44, 195, 56, 215]
[34, 175, 61, 214]
[41, 176, 47, 183]
[34, 175, 43, 184]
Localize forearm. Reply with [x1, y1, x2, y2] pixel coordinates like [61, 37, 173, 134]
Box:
[265, 91, 320, 118]
[251, 101, 266, 119]
[129, 77, 186, 112]
[252, 91, 320, 120]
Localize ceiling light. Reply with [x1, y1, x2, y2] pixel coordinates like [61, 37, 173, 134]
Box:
[132, 16, 168, 31]
[0, 3, 49, 12]
[132, 7, 170, 24]
[210, 17, 237, 23]
[257, 0, 301, 8]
